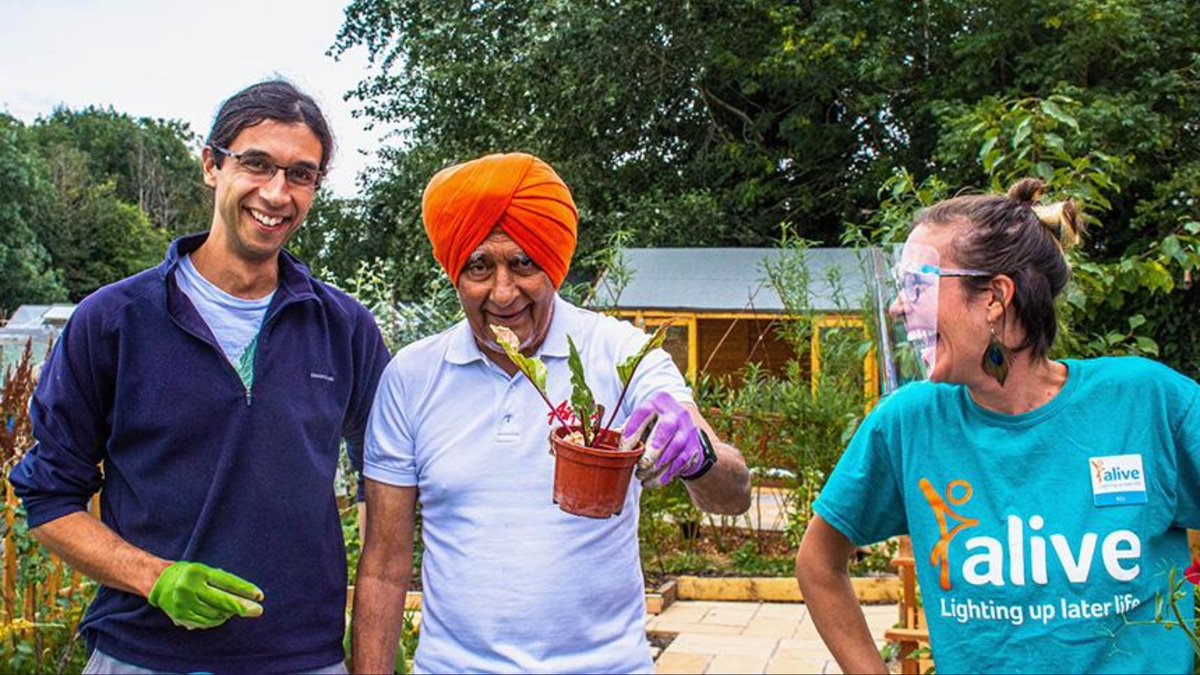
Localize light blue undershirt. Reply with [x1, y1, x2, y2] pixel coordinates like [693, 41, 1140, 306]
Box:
[175, 254, 274, 388]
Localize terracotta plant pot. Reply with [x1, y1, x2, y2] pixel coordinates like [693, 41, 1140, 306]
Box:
[549, 426, 645, 519]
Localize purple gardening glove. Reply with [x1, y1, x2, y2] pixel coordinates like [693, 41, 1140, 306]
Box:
[623, 392, 704, 487]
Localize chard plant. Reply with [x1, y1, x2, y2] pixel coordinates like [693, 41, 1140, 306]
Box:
[490, 322, 672, 448]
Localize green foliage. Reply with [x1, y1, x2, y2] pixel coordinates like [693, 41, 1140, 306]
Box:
[1116, 564, 1200, 664]
[730, 542, 793, 577]
[858, 88, 1200, 373]
[290, 193, 399, 292]
[28, 106, 209, 236]
[566, 335, 597, 445]
[335, 0, 1200, 376]
[343, 606, 419, 675]
[0, 117, 67, 312]
[0, 107, 201, 308]
[640, 480, 694, 558]
[318, 257, 463, 354]
[333, 0, 903, 294]
[705, 358, 866, 546]
[39, 171, 170, 301]
[340, 500, 362, 587]
[29, 109, 189, 300]
[936, 94, 1127, 208]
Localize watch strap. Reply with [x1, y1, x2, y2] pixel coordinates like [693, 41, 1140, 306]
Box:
[682, 428, 717, 481]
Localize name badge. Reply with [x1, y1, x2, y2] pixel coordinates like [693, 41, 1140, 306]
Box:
[1089, 454, 1147, 507]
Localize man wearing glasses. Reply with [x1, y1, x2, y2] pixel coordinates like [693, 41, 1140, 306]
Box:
[9, 80, 389, 673]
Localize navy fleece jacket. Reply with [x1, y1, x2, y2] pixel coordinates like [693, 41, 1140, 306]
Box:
[9, 234, 389, 672]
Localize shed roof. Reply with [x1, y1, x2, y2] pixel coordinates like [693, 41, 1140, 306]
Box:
[6, 304, 76, 329]
[590, 248, 871, 314]
[2, 304, 76, 377]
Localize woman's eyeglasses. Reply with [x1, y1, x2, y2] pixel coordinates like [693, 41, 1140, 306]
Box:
[892, 263, 991, 304]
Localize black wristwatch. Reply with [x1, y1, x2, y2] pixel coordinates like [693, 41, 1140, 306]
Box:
[682, 429, 718, 481]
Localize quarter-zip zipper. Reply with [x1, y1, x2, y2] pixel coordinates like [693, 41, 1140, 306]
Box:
[242, 294, 299, 407]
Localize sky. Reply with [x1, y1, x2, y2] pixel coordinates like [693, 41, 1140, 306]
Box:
[0, 0, 392, 197]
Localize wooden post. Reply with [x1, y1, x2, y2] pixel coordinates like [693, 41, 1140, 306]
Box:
[4, 482, 17, 623]
[885, 536, 931, 675]
[23, 582, 35, 619]
[44, 555, 63, 617]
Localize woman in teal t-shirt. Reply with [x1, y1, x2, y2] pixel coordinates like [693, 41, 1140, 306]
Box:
[797, 178, 1200, 674]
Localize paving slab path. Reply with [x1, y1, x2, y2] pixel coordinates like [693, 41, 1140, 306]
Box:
[648, 600, 897, 674]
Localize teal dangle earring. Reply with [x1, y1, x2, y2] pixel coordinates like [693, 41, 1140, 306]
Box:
[981, 324, 1012, 386]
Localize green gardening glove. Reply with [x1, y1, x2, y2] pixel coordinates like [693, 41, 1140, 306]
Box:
[148, 561, 264, 630]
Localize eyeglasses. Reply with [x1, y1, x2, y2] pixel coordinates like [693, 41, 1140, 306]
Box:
[210, 146, 322, 189]
[892, 263, 992, 304]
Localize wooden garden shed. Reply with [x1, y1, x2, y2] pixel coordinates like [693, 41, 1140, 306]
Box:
[590, 248, 878, 396]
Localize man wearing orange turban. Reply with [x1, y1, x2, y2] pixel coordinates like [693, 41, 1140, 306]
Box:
[353, 153, 751, 674]
[422, 152, 578, 289]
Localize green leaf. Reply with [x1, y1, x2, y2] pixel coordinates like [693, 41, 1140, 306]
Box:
[566, 335, 597, 445]
[1134, 336, 1160, 357]
[1012, 117, 1033, 150]
[982, 149, 1005, 173]
[978, 135, 999, 166]
[1128, 314, 1146, 330]
[616, 322, 672, 387]
[1161, 235, 1183, 263]
[1065, 286, 1087, 310]
[491, 324, 548, 393]
[1040, 99, 1079, 130]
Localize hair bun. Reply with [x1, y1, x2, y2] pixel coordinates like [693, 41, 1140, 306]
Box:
[1032, 201, 1083, 250]
[1006, 177, 1045, 205]
[1005, 178, 1084, 251]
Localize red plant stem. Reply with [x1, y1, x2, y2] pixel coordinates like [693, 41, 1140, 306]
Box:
[534, 387, 574, 432]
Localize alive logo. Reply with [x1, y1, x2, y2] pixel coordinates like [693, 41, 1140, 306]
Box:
[1092, 458, 1142, 484]
[1089, 455, 1148, 506]
[919, 478, 1141, 591]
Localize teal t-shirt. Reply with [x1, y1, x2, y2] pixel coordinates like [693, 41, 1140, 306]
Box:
[815, 357, 1200, 674]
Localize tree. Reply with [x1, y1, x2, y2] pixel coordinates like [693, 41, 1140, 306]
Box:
[30, 107, 210, 236]
[332, 0, 1200, 373]
[0, 116, 66, 314]
[26, 109, 192, 299]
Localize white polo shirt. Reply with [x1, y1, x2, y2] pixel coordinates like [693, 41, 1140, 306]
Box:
[364, 295, 692, 674]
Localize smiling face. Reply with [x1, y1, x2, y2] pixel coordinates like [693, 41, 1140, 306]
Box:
[457, 228, 556, 357]
[897, 224, 996, 386]
[202, 120, 321, 267]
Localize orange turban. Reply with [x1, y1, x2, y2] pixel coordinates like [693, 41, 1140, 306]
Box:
[422, 152, 578, 288]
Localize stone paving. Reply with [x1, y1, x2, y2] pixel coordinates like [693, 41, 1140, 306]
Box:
[648, 600, 897, 674]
